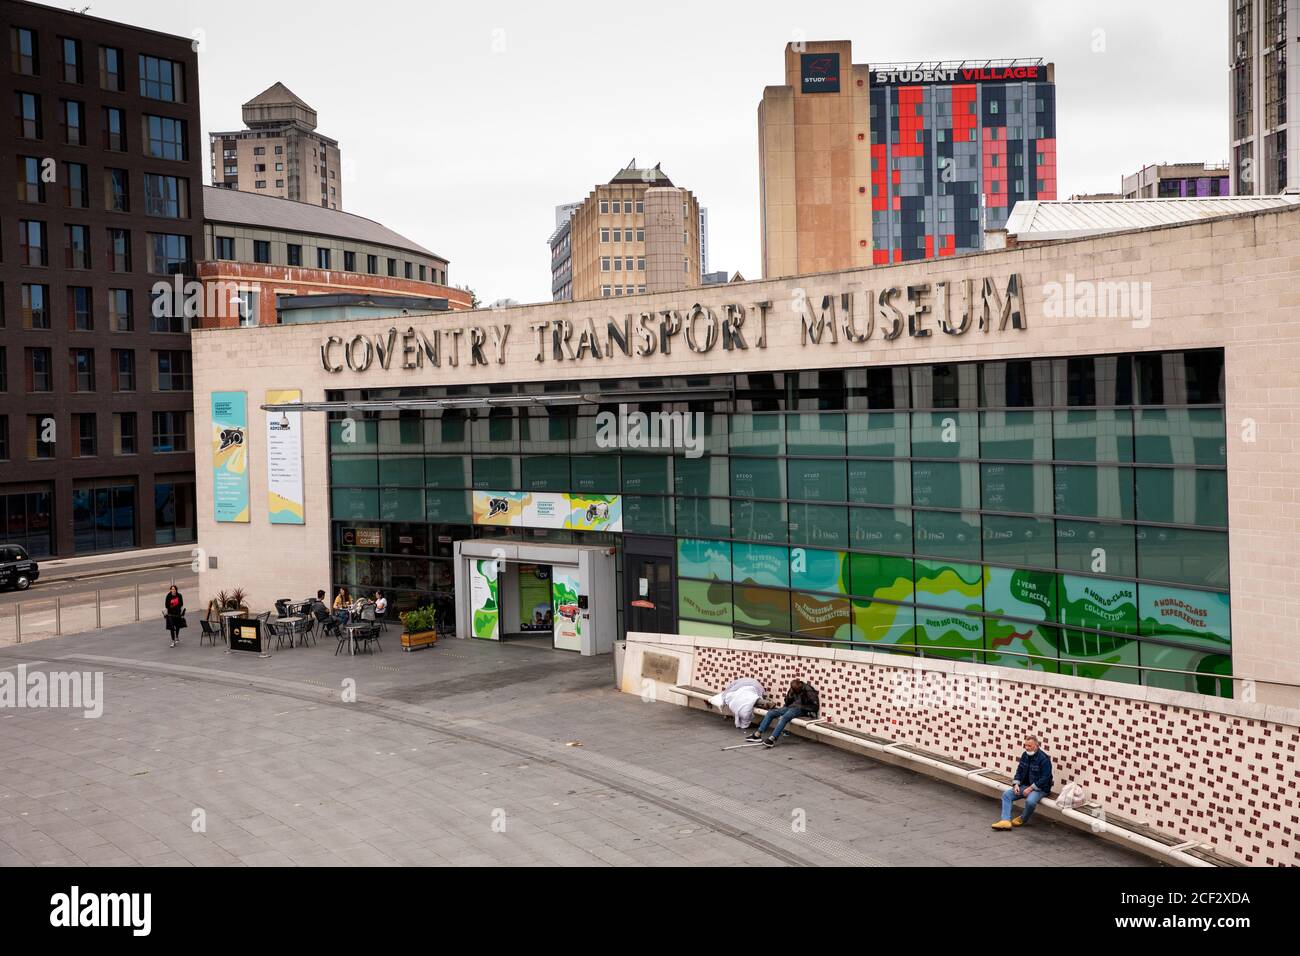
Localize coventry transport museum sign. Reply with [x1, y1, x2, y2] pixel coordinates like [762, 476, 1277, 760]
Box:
[319, 274, 1026, 373]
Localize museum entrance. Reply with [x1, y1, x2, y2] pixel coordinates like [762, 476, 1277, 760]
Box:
[452, 539, 617, 656]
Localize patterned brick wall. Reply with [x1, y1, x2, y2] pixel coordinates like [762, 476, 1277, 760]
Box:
[692, 645, 1298, 866]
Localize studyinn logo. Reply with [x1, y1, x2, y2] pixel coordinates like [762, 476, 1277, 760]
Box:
[50, 886, 151, 936]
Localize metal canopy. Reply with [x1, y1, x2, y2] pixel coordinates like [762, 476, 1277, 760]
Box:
[260, 386, 733, 414]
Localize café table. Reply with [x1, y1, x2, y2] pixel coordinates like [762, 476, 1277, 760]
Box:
[278, 614, 309, 648]
[219, 610, 243, 646]
[342, 620, 373, 656]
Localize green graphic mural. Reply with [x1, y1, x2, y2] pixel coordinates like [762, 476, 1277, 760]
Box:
[470, 559, 500, 640]
[1059, 575, 1138, 634]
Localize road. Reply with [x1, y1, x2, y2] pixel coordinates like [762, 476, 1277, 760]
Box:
[0, 563, 197, 645]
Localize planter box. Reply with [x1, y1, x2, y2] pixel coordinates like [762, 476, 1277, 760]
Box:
[401, 629, 438, 651]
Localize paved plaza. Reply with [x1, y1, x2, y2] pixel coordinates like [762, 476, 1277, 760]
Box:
[0, 623, 1147, 867]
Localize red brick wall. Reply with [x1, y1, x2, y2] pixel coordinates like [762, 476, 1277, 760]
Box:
[194, 262, 472, 328]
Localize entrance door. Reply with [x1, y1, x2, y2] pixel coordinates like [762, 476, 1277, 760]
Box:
[623, 536, 676, 635]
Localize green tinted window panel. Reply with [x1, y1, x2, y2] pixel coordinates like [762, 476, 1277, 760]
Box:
[1134, 408, 1225, 466]
[734, 585, 792, 632]
[569, 455, 620, 494]
[1134, 468, 1227, 528]
[983, 619, 1061, 672]
[851, 598, 914, 645]
[519, 410, 572, 450]
[679, 620, 734, 639]
[379, 488, 424, 522]
[331, 488, 379, 520]
[1136, 526, 1228, 589]
[696, 412, 731, 456]
[847, 411, 909, 457]
[911, 461, 978, 509]
[425, 490, 471, 523]
[1140, 643, 1232, 698]
[622, 495, 673, 534]
[789, 547, 849, 594]
[1053, 464, 1134, 520]
[329, 418, 377, 451]
[471, 414, 518, 451]
[1059, 630, 1139, 684]
[787, 459, 847, 502]
[678, 578, 733, 628]
[675, 497, 731, 538]
[731, 457, 785, 499]
[981, 463, 1053, 515]
[914, 607, 983, 660]
[675, 455, 730, 497]
[848, 552, 915, 602]
[787, 412, 846, 455]
[788, 503, 849, 549]
[912, 510, 981, 561]
[849, 506, 912, 554]
[521, 456, 570, 491]
[982, 514, 1055, 567]
[377, 416, 425, 453]
[1138, 582, 1230, 650]
[1055, 519, 1136, 577]
[1058, 574, 1138, 634]
[677, 538, 732, 580]
[426, 414, 470, 451]
[983, 566, 1056, 621]
[424, 456, 469, 489]
[332, 455, 378, 485]
[378, 456, 423, 486]
[848, 459, 910, 505]
[1053, 409, 1133, 463]
[731, 499, 787, 543]
[910, 411, 978, 458]
[472, 456, 519, 490]
[979, 410, 1052, 460]
[792, 591, 852, 641]
[622, 455, 672, 494]
[914, 559, 983, 612]
[732, 542, 790, 587]
[729, 413, 785, 455]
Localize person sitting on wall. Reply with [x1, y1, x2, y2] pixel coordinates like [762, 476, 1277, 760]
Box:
[992, 735, 1054, 830]
[710, 677, 765, 731]
[747, 678, 820, 748]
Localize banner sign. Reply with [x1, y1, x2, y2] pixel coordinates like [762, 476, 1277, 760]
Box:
[801, 52, 841, 94]
[552, 568, 581, 652]
[265, 389, 304, 525]
[228, 617, 263, 653]
[472, 491, 622, 533]
[212, 391, 250, 523]
[872, 64, 1045, 86]
[470, 558, 500, 641]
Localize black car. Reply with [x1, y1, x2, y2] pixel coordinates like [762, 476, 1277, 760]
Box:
[0, 544, 39, 591]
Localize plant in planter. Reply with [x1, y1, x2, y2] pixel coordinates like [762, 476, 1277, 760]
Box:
[399, 604, 439, 652]
[211, 588, 250, 618]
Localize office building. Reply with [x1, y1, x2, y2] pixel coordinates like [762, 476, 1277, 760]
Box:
[759, 40, 1055, 276]
[1, 0, 204, 555]
[1122, 162, 1230, 198]
[1230, 0, 1297, 194]
[209, 82, 343, 210]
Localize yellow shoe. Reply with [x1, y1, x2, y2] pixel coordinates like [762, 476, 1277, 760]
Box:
[991, 819, 1013, 830]
[1011, 816, 1025, 827]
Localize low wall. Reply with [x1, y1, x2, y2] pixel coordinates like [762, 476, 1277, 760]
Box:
[621, 633, 1300, 867]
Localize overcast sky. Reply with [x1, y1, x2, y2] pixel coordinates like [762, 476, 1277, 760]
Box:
[79, 0, 1227, 304]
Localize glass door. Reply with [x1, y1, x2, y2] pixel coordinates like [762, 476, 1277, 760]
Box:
[623, 535, 676, 635]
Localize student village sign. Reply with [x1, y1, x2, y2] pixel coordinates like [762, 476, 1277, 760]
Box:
[319, 273, 1026, 374]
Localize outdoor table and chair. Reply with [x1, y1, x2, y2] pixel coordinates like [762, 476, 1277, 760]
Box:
[337, 620, 382, 656]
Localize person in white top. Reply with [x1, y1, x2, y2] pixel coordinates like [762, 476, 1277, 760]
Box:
[373, 592, 388, 617]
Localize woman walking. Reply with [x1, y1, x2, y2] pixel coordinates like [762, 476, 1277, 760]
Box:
[164, 584, 186, 647]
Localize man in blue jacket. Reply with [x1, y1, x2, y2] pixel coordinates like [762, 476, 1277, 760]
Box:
[992, 735, 1053, 830]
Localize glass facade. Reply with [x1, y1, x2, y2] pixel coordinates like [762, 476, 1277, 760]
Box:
[326, 348, 1231, 696]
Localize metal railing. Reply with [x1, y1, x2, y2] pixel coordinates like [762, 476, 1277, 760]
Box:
[0, 577, 177, 646]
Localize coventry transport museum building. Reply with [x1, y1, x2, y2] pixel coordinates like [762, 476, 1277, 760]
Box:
[193, 202, 1300, 707]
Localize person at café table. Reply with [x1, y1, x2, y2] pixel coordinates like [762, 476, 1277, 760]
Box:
[333, 587, 352, 624]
